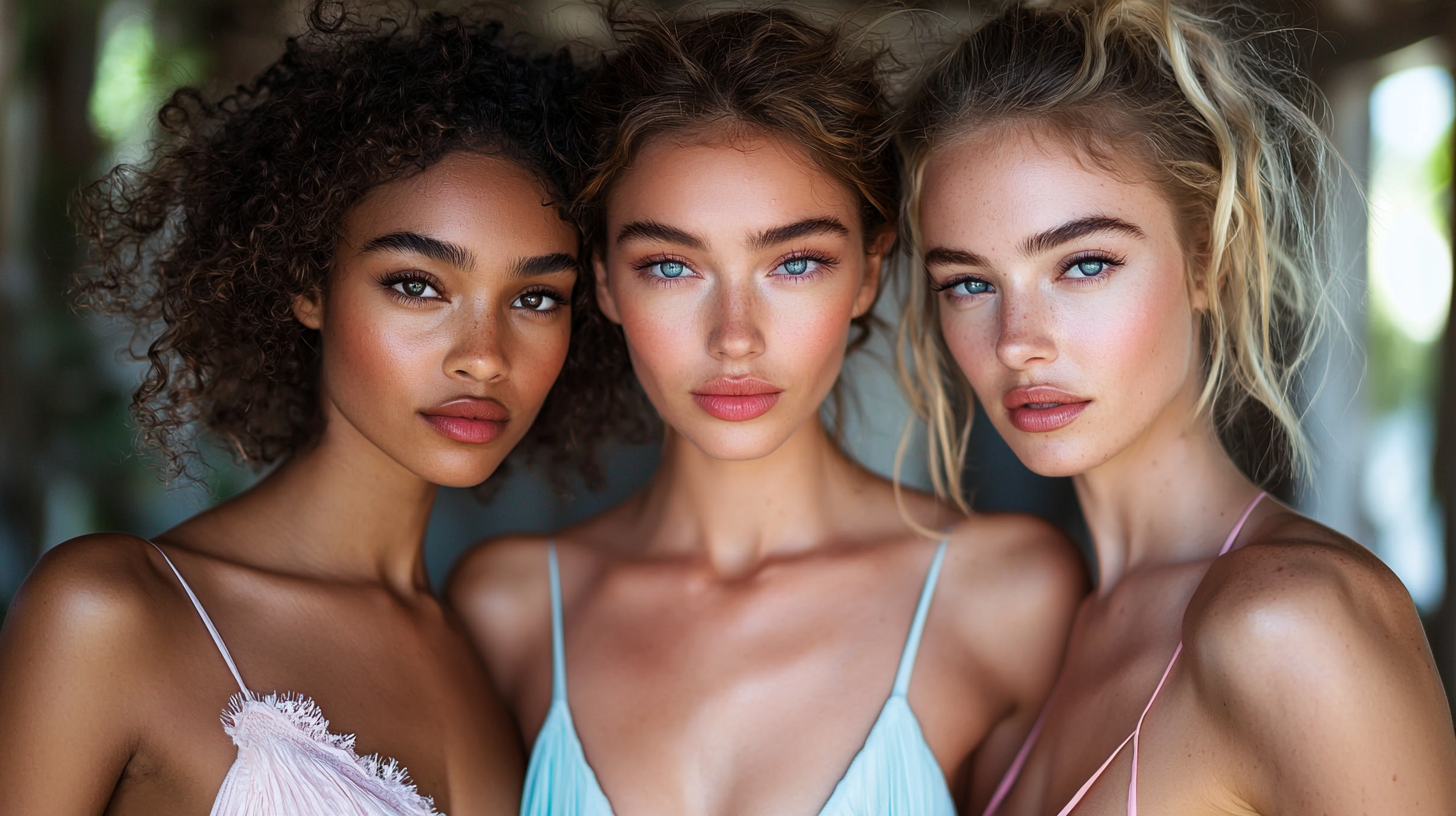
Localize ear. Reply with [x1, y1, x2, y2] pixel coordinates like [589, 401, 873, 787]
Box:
[593, 253, 623, 325]
[292, 288, 325, 330]
[852, 227, 895, 319]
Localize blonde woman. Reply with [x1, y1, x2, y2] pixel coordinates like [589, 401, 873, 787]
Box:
[898, 1, 1456, 814]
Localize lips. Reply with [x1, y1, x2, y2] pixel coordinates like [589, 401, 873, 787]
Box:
[420, 398, 509, 444]
[692, 377, 783, 422]
[1003, 386, 1090, 434]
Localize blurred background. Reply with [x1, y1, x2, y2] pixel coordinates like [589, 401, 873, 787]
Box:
[1, 0, 1454, 708]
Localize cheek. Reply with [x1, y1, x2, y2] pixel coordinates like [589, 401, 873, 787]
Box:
[322, 295, 436, 411]
[509, 317, 573, 407]
[614, 292, 701, 389]
[939, 303, 997, 389]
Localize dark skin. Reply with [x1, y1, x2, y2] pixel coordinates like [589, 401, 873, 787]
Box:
[450, 132, 1087, 816]
[0, 152, 579, 816]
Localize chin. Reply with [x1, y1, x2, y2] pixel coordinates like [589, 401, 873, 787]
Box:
[406, 449, 512, 489]
[993, 424, 1106, 479]
[675, 420, 797, 462]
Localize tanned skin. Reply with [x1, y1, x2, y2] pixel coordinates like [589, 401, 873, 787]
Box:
[919, 126, 1456, 816]
[0, 154, 580, 816]
[450, 131, 1087, 816]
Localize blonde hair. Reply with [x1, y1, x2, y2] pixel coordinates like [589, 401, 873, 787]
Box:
[897, 0, 1337, 508]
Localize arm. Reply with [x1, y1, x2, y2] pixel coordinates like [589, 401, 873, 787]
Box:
[947, 514, 1087, 813]
[445, 535, 554, 739]
[0, 536, 157, 815]
[1191, 538, 1456, 815]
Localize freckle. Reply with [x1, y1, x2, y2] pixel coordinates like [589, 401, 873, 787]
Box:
[1393, 774, 1398, 782]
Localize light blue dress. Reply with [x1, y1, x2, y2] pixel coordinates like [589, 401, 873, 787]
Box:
[521, 540, 957, 816]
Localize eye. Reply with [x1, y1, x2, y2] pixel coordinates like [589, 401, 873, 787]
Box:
[777, 258, 816, 276]
[513, 291, 561, 312]
[392, 278, 440, 299]
[1065, 259, 1110, 279]
[651, 260, 689, 279]
[951, 279, 993, 296]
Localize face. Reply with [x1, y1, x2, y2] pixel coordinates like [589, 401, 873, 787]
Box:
[596, 131, 885, 460]
[918, 127, 1205, 477]
[294, 151, 577, 488]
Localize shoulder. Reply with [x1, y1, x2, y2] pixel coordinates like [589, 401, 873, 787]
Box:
[445, 533, 555, 698]
[940, 510, 1088, 616]
[5, 533, 177, 647]
[931, 511, 1087, 693]
[0, 534, 182, 718]
[1184, 510, 1440, 729]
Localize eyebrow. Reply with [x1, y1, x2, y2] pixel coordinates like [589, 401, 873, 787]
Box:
[512, 253, 578, 278]
[616, 220, 706, 250]
[924, 247, 990, 268]
[1022, 216, 1145, 255]
[361, 232, 475, 270]
[749, 217, 849, 251]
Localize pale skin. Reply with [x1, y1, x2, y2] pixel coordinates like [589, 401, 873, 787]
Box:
[0, 152, 580, 816]
[918, 125, 1456, 816]
[449, 130, 1086, 816]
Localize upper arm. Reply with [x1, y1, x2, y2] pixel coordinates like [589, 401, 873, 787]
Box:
[445, 536, 552, 711]
[945, 514, 1087, 809]
[0, 535, 161, 815]
[1191, 543, 1456, 816]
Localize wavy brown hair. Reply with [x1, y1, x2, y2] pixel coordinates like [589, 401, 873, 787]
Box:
[75, 2, 638, 489]
[568, 2, 904, 430]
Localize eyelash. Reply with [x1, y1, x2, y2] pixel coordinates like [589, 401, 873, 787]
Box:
[630, 250, 841, 285]
[513, 286, 569, 315]
[379, 270, 444, 303]
[1059, 251, 1125, 281]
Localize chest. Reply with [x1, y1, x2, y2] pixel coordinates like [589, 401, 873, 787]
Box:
[112, 593, 518, 816]
[530, 555, 988, 816]
[1000, 586, 1243, 816]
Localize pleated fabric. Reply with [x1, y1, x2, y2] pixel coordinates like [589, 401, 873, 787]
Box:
[521, 539, 955, 816]
[149, 543, 440, 816]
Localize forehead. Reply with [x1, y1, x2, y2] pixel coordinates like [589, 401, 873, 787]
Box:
[344, 152, 573, 253]
[608, 130, 863, 238]
[920, 126, 1178, 243]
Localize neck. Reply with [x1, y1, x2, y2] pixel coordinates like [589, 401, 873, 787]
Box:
[1073, 385, 1260, 593]
[632, 417, 872, 579]
[181, 401, 439, 593]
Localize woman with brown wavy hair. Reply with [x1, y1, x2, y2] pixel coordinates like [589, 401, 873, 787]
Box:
[899, 1, 1456, 813]
[448, 7, 1085, 815]
[0, 5, 614, 814]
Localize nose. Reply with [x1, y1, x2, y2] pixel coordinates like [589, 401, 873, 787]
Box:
[707, 279, 766, 362]
[995, 286, 1057, 371]
[443, 302, 509, 383]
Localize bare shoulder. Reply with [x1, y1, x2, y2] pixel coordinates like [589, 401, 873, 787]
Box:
[930, 507, 1087, 695]
[5, 533, 177, 651]
[444, 532, 555, 695]
[1184, 510, 1442, 726]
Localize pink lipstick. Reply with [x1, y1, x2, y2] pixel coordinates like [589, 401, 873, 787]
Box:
[692, 377, 782, 422]
[1003, 386, 1090, 434]
[421, 398, 509, 444]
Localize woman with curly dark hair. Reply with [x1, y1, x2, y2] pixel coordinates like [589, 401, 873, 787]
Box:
[448, 6, 1085, 815]
[0, 4, 607, 814]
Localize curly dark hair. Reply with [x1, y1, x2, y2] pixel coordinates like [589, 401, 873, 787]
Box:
[75, 1, 641, 489]
[569, 2, 904, 434]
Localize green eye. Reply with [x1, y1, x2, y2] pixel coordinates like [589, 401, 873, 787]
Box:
[392, 278, 438, 299]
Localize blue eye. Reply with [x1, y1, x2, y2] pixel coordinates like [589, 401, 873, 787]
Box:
[1066, 259, 1109, 279]
[951, 279, 993, 296]
[653, 261, 688, 279]
[779, 258, 813, 276]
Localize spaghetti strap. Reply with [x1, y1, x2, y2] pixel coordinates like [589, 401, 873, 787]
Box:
[547, 542, 568, 702]
[981, 703, 1049, 816]
[148, 541, 249, 696]
[892, 539, 948, 698]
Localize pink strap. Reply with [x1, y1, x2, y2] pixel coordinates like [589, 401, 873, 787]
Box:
[148, 542, 251, 696]
[997, 491, 1268, 816]
[981, 705, 1049, 815]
